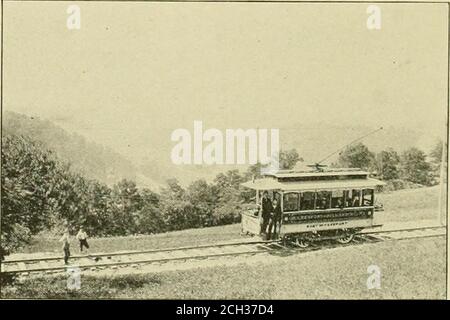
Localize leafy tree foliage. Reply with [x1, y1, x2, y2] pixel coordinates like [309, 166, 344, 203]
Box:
[337, 142, 375, 170]
[430, 140, 444, 165]
[279, 149, 303, 170]
[246, 149, 303, 181]
[1, 135, 60, 252]
[374, 149, 400, 180]
[429, 140, 445, 178]
[400, 148, 433, 186]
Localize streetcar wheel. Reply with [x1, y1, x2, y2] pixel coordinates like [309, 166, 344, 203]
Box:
[336, 233, 354, 244]
[294, 238, 310, 248]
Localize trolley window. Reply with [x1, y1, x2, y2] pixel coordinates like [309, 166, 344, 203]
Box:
[316, 191, 331, 209]
[283, 193, 299, 212]
[345, 189, 361, 207]
[331, 190, 344, 208]
[300, 192, 315, 210]
[362, 189, 374, 206]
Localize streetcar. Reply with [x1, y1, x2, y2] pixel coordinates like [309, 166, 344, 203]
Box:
[240, 167, 385, 247]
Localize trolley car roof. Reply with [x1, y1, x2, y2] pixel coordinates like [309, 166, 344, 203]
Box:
[263, 169, 369, 179]
[241, 177, 385, 191]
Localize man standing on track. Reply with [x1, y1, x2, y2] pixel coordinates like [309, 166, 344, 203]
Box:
[260, 191, 272, 239]
[59, 229, 71, 265]
[76, 227, 90, 253]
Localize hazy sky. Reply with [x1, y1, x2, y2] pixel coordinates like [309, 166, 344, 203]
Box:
[3, 2, 448, 165]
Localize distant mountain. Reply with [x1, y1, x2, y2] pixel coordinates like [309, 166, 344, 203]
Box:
[138, 122, 441, 186]
[278, 123, 435, 164]
[2, 111, 161, 189]
[3, 111, 441, 189]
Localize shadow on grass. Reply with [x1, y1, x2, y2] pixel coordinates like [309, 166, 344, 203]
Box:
[264, 235, 385, 258]
[1, 274, 162, 299]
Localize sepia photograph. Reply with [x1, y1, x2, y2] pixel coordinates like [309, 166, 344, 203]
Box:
[0, 0, 448, 303]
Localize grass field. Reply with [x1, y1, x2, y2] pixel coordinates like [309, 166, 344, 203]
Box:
[16, 223, 243, 256]
[15, 186, 442, 256]
[376, 185, 442, 223]
[2, 237, 445, 299]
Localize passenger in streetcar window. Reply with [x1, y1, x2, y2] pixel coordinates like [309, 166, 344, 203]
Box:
[316, 191, 330, 209]
[300, 192, 315, 210]
[331, 190, 344, 208]
[362, 189, 374, 206]
[352, 190, 361, 207]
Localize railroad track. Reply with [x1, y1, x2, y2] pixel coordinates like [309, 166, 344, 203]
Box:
[0, 240, 284, 276]
[360, 225, 446, 240]
[1, 225, 446, 276]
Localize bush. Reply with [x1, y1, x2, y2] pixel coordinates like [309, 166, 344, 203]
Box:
[381, 179, 424, 192]
[212, 204, 242, 226]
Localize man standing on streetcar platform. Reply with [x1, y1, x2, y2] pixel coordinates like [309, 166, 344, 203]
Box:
[260, 191, 272, 239]
[268, 197, 282, 240]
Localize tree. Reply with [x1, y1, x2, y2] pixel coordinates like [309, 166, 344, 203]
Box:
[139, 188, 160, 207]
[279, 149, 303, 170]
[162, 178, 185, 200]
[186, 180, 216, 206]
[337, 143, 375, 170]
[430, 140, 443, 164]
[50, 171, 91, 232]
[159, 179, 202, 231]
[82, 181, 114, 236]
[186, 179, 217, 226]
[1, 135, 61, 253]
[430, 140, 444, 177]
[212, 202, 242, 225]
[400, 147, 433, 186]
[135, 204, 166, 234]
[374, 149, 400, 180]
[245, 148, 303, 179]
[213, 170, 244, 190]
[160, 198, 197, 231]
[110, 179, 143, 234]
[245, 162, 264, 180]
[133, 188, 163, 234]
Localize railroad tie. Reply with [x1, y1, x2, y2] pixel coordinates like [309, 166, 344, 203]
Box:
[137, 252, 162, 265]
[388, 231, 410, 239]
[38, 260, 50, 272]
[204, 246, 224, 254]
[270, 242, 289, 250]
[134, 254, 147, 262]
[16, 262, 29, 275]
[183, 249, 204, 258]
[226, 244, 255, 254]
[124, 255, 140, 268]
[203, 247, 224, 255]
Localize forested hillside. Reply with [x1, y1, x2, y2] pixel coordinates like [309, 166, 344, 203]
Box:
[3, 111, 153, 187]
